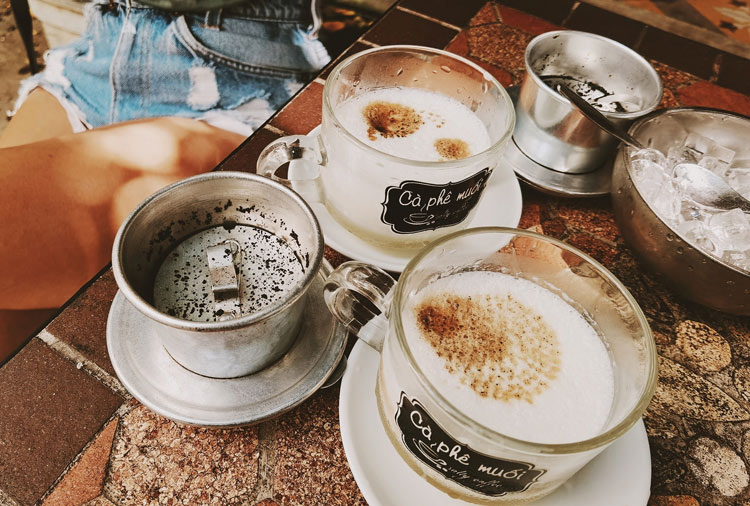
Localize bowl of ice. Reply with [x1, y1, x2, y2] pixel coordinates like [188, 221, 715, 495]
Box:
[611, 107, 750, 315]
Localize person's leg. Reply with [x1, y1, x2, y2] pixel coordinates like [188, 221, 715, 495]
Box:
[0, 88, 78, 361]
[0, 98, 244, 359]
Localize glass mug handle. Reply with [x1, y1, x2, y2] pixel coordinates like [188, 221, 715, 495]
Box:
[323, 261, 397, 352]
[256, 133, 326, 203]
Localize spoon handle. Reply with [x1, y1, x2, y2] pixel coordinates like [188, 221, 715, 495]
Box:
[556, 84, 646, 151]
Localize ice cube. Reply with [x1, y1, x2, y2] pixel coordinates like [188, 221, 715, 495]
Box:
[727, 168, 750, 200]
[679, 202, 704, 222]
[698, 156, 731, 177]
[668, 133, 736, 173]
[723, 251, 750, 271]
[634, 163, 672, 202]
[631, 148, 667, 166]
[707, 209, 750, 252]
[649, 179, 682, 223]
[630, 157, 666, 182]
[684, 132, 735, 165]
[672, 163, 705, 201]
[667, 144, 700, 168]
[676, 219, 717, 253]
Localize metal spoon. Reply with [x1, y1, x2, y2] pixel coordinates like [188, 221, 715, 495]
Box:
[558, 83, 750, 212]
[556, 83, 645, 149]
[673, 163, 750, 212]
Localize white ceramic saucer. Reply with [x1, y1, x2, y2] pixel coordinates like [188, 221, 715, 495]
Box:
[307, 168, 522, 273]
[107, 261, 347, 427]
[339, 340, 651, 506]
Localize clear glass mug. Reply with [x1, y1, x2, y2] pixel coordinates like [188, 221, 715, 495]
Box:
[324, 227, 657, 503]
[257, 45, 515, 252]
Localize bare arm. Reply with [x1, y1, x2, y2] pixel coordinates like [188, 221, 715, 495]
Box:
[0, 116, 244, 309]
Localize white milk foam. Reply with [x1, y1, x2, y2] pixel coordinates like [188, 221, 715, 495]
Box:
[402, 271, 615, 444]
[336, 87, 491, 161]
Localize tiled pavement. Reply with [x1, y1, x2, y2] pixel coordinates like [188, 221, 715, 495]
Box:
[1, 1, 750, 505]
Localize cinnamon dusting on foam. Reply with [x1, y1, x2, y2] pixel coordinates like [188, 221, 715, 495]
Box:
[363, 101, 424, 141]
[416, 293, 561, 403]
[434, 138, 470, 160]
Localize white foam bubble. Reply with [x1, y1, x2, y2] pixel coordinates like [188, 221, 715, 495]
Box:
[401, 271, 615, 444]
[336, 87, 491, 162]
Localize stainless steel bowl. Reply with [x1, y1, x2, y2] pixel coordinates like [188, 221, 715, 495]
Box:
[612, 107, 750, 315]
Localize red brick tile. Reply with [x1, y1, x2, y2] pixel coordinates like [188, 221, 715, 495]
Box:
[497, 5, 561, 35]
[497, 0, 575, 25]
[648, 494, 700, 506]
[564, 3, 646, 48]
[362, 8, 458, 49]
[467, 23, 533, 74]
[556, 197, 619, 243]
[447, 32, 517, 86]
[660, 87, 681, 109]
[676, 81, 750, 116]
[472, 58, 516, 87]
[445, 30, 469, 58]
[217, 127, 282, 174]
[84, 497, 116, 506]
[652, 61, 698, 92]
[0, 340, 123, 505]
[566, 232, 620, 267]
[470, 2, 500, 26]
[106, 403, 259, 504]
[45, 270, 118, 376]
[540, 214, 568, 240]
[400, 0, 487, 28]
[42, 417, 118, 506]
[324, 246, 350, 269]
[273, 387, 365, 505]
[518, 201, 542, 230]
[270, 82, 324, 135]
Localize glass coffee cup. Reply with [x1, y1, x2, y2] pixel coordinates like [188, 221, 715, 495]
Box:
[324, 227, 657, 503]
[257, 45, 515, 252]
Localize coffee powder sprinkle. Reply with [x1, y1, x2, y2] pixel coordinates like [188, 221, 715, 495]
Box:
[434, 138, 470, 160]
[363, 101, 423, 141]
[416, 293, 561, 403]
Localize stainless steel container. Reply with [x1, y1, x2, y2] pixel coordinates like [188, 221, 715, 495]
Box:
[612, 108, 750, 315]
[514, 30, 663, 174]
[112, 172, 324, 378]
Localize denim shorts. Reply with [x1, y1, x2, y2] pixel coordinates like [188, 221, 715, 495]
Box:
[13, 0, 330, 135]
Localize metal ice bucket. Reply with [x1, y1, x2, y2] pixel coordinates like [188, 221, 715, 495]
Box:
[612, 108, 750, 315]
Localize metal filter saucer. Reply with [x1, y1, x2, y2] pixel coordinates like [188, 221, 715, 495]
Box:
[106, 260, 347, 427]
[504, 86, 613, 197]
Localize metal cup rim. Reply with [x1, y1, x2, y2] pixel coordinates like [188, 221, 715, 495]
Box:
[111, 171, 325, 332]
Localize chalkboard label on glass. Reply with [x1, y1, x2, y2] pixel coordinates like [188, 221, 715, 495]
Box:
[380, 168, 492, 234]
[395, 393, 545, 497]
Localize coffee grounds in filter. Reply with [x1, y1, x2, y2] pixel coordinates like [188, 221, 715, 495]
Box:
[416, 293, 561, 404]
[152, 224, 305, 322]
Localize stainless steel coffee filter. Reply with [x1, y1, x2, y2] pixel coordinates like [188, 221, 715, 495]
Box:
[514, 31, 663, 174]
[112, 172, 324, 378]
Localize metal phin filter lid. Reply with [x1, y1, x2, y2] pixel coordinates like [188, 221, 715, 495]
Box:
[152, 220, 308, 323]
